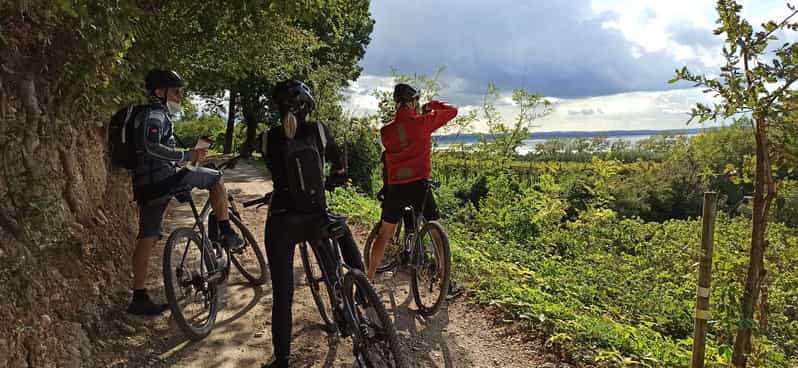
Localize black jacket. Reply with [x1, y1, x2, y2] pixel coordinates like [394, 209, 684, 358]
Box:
[132, 100, 192, 200]
[265, 120, 343, 214]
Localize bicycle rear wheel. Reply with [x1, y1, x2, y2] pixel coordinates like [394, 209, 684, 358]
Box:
[410, 221, 451, 317]
[364, 218, 405, 274]
[229, 214, 268, 285]
[344, 269, 407, 368]
[299, 241, 336, 331]
[163, 228, 219, 340]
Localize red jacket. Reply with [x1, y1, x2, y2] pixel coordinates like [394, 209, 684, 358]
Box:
[380, 100, 458, 184]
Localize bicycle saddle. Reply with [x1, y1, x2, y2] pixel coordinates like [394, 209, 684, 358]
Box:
[425, 179, 442, 189]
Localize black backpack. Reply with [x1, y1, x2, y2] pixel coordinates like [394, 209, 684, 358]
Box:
[108, 104, 145, 169]
[282, 122, 328, 211]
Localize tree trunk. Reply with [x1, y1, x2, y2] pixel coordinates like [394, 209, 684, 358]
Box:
[732, 116, 775, 367]
[241, 117, 258, 158]
[223, 88, 236, 154]
[239, 103, 259, 158]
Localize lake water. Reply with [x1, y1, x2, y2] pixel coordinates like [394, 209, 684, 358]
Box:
[435, 132, 698, 155]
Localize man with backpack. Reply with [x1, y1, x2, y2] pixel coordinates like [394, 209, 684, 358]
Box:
[112, 69, 244, 315]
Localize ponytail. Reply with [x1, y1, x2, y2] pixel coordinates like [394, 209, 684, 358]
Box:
[282, 111, 298, 139]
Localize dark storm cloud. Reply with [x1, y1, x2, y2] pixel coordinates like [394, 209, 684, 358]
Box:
[360, 0, 709, 101]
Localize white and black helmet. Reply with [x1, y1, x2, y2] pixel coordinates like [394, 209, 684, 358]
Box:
[145, 69, 186, 92]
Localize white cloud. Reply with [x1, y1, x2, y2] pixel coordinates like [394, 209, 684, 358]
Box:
[345, 1, 788, 132]
[340, 75, 394, 116]
[341, 74, 729, 133]
[537, 88, 723, 132]
[590, 0, 793, 67]
[592, 0, 719, 65]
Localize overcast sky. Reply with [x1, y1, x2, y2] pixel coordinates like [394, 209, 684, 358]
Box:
[342, 0, 793, 132]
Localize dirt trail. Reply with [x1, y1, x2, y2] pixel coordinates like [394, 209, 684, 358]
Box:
[96, 160, 564, 368]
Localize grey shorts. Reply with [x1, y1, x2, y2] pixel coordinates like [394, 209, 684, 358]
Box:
[137, 167, 223, 239]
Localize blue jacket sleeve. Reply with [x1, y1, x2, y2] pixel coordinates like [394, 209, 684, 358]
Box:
[140, 109, 189, 162]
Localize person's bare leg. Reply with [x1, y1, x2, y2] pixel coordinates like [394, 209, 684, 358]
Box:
[128, 234, 168, 315]
[209, 177, 243, 249]
[368, 221, 397, 281]
[208, 177, 229, 221]
[133, 236, 158, 289]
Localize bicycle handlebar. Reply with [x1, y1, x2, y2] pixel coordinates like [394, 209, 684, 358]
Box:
[202, 155, 242, 171]
[243, 192, 272, 208]
[242, 175, 347, 209]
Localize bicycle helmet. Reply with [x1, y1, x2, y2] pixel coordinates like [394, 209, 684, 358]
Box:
[272, 79, 315, 116]
[145, 69, 186, 92]
[393, 83, 420, 103]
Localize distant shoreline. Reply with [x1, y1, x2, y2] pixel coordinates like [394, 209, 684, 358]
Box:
[434, 127, 708, 143]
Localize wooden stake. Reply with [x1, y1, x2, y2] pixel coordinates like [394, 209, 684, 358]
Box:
[692, 192, 718, 368]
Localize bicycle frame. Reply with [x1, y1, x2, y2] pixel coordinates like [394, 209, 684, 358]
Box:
[307, 235, 361, 334]
[177, 194, 226, 283]
[398, 181, 438, 266]
[175, 156, 242, 284]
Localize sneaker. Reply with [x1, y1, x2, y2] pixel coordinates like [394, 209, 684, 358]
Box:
[262, 356, 290, 368]
[220, 230, 245, 252]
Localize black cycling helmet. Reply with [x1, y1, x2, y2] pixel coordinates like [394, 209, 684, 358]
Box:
[393, 83, 420, 103]
[272, 79, 315, 116]
[145, 69, 186, 92]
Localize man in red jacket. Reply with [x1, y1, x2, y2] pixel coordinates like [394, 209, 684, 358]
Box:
[368, 83, 458, 287]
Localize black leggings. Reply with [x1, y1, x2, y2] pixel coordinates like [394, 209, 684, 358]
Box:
[264, 213, 364, 360]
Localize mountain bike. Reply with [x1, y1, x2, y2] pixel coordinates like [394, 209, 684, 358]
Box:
[363, 179, 451, 316]
[162, 156, 268, 341]
[245, 180, 408, 367]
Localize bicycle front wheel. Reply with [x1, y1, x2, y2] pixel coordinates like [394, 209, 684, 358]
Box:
[410, 221, 451, 317]
[229, 214, 268, 285]
[344, 269, 407, 368]
[163, 227, 219, 340]
[299, 241, 335, 331]
[363, 218, 405, 274]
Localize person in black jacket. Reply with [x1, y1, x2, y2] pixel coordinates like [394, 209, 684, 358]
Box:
[128, 70, 244, 316]
[261, 80, 365, 368]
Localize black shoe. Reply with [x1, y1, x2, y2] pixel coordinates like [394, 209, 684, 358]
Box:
[262, 356, 290, 368]
[127, 295, 169, 316]
[220, 230, 245, 252]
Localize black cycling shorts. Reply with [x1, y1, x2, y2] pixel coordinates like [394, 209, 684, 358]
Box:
[380, 179, 440, 225]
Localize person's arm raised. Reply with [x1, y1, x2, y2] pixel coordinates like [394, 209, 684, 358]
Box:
[423, 100, 458, 134]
